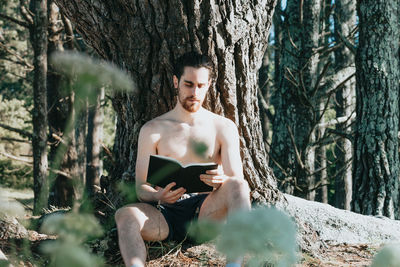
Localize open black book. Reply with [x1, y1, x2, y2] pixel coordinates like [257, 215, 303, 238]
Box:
[146, 155, 218, 193]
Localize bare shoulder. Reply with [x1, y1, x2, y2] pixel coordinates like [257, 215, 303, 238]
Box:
[206, 111, 239, 138]
[139, 114, 170, 140]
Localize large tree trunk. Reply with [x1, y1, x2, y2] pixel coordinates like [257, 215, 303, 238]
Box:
[270, 0, 321, 200]
[30, 0, 49, 215]
[54, 0, 282, 207]
[333, 0, 356, 211]
[353, 0, 400, 219]
[47, 0, 79, 208]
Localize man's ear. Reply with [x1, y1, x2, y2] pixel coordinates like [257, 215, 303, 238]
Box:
[173, 75, 179, 88]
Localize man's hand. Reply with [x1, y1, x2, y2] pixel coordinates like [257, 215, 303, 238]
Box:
[200, 169, 227, 189]
[155, 182, 186, 204]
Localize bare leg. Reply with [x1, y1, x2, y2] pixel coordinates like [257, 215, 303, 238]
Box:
[198, 178, 250, 266]
[199, 177, 251, 220]
[115, 203, 169, 267]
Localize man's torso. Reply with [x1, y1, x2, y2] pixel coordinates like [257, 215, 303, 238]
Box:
[149, 109, 225, 166]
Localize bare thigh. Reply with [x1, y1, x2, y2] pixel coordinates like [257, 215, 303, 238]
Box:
[198, 178, 250, 221]
[115, 202, 169, 241]
[198, 189, 228, 221]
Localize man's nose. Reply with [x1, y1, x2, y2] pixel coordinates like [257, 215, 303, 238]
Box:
[191, 86, 199, 95]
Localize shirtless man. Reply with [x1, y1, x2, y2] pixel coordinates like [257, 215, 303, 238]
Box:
[115, 52, 251, 267]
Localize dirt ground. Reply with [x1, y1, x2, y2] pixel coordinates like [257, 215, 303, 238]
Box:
[144, 242, 377, 267]
[1, 187, 379, 267]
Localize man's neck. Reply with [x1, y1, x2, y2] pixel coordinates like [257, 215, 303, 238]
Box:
[172, 103, 205, 125]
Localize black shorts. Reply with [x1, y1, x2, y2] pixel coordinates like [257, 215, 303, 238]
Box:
[152, 193, 208, 242]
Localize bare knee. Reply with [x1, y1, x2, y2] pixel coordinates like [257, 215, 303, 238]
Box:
[115, 204, 145, 229]
[223, 177, 250, 195]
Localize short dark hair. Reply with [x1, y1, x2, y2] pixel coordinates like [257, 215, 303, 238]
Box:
[173, 51, 214, 81]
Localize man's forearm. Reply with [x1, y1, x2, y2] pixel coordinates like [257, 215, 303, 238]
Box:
[136, 184, 159, 203]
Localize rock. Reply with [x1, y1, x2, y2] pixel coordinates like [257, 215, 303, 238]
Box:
[0, 217, 29, 240]
[283, 194, 400, 251]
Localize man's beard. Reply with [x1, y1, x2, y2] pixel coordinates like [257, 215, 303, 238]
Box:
[178, 88, 202, 112]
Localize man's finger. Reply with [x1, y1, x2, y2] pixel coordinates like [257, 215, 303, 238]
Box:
[163, 182, 176, 192]
[167, 187, 186, 198]
[165, 189, 186, 203]
[205, 169, 218, 174]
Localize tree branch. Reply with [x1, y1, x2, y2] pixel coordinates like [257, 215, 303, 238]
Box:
[0, 151, 72, 178]
[0, 137, 31, 144]
[325, 128, 354, 143]
[0, 123, 32, 139]
[257, 86, 274, 122]
[0, 43, 34, 69]
[19, 0, 33, 25]
[286, 124, 305, 169]
[0, 13, 29, 28]
[336, 29, 356, 55]
[317, 113, 356, 129]
[311, 60, 331, 97]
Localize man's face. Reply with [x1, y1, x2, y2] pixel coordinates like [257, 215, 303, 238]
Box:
[174, 66, 211, 113]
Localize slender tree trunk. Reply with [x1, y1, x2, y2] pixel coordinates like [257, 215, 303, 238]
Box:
[54, 0, 282, 208]
[47, 1, 78, 208]
[334, 0, 356, 210]
[353, 0, 400, 219]
[62, 11, 88, 199]
[315, 0, 332, 204]
[86, 87, 104, 196]
[271, 0, 321, 200]
[30, 0, 48, 215]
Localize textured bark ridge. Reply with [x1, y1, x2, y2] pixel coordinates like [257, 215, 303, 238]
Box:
[353, 1, 400, 219]
[53, 0, 282, 205]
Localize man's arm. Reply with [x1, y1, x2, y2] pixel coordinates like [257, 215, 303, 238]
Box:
[200, 118, 244, 188]
[135, 122, 186, 203]
[218, 119, 244, 178]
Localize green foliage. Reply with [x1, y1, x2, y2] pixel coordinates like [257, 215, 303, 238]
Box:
[0, 259, 11, 267]
[370, 243, 400, 267]
[189, 206, 298, 266]
[0, 96, 33, 189]
[0, 0, 32, 101]
[190, 139, 209, 158]
[40, 212, 105, 267]
[188, 218, 221, 243]
[117, 180, 138, 204]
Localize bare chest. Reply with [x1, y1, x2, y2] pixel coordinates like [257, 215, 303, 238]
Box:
[157, 123, 220, 164]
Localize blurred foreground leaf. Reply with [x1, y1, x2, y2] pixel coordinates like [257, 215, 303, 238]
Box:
[371, 243, 400, 267]
[189, 206, 298, 267]
[50, 51, 136, 94]
[40, 212, 103, 242]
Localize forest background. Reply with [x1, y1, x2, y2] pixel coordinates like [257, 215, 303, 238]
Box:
[0, 0, 399, 266]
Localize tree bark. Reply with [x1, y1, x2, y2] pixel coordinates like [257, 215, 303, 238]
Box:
[353, 0, 400, 219]
[333, 0, 356, 210]
[30, 0, 49, 215]
[315, 0, 332, 204]
[46, 1, 78, 208]
[54, 0, 282, 207]
[86, 87, 104, 196]
[270, 0, 321, 200]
